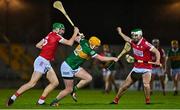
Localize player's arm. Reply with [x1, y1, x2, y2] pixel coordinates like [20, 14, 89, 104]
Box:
[150, 47, 161, 65]
[94, 54, 118, 62]
[164, 51, 170, 73]
[161, 49, 166, 70]
[36, 39, 45, 49]
[117, 27, 132, 43]
[61, 27, 79, 46]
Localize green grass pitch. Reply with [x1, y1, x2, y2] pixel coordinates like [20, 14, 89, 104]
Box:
[0, 89, 180, 109]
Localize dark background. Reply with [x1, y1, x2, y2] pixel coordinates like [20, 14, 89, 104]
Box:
[0, 0, 179, 45]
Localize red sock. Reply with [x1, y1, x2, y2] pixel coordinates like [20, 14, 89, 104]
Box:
[146, 97, 150, 104]
[114, 97, 119, 103]
[146, 96, 150, 100]
[15, 92, 20, 97]
[40, 96, 46, 100]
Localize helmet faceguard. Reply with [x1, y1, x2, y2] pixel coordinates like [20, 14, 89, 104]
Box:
[89, 36, 101, 49]
[131, 28, 143, 37]
[131, 28, 143, 43]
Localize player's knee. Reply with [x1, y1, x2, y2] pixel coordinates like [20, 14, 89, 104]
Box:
[27, 81, 37, 88]
[143, 83, 150, 88]
[52, 80, 59, 87]
[122, 84, 129, 91]
[87, 75, 92, 82]
[65, 87, 73, 93]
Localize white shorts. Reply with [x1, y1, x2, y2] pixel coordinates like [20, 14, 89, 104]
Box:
[132, 67, 152, 73]
[152, 67, 164, 76]
[34, 56, 52, 74]
[102, 68, 111, 77]
[171, 68, 180, 76]
[60, 61, 81, 79]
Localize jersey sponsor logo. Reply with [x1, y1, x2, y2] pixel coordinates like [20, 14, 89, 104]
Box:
[133, 48, 143, 57]
[63, 72, 70, 75]
[74, 45, 90, 60]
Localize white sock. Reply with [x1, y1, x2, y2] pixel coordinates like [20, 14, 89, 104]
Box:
[38, 99, 45, 104]
[11, 95, 17, 101]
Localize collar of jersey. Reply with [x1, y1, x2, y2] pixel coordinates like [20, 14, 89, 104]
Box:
[137, 37, 143, 45]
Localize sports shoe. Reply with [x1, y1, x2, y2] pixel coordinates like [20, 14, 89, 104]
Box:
[36, 102, 46, 105]
[145, 98, 150, 104]
[109, 101, 118, 104]
[6, 98, 14, 107]
[71, 92, 77, 102]
[163, 90, 166, 96]
[174, 90, 178, 96]
[50, 102, 59, 107]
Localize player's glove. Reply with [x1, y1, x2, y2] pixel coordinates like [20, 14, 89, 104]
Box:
[125, 54, 135, 63]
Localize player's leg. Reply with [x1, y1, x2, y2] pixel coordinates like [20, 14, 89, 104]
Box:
[74, 68, 92, 90]
[177, 73, 180, 95]
[110, 72, 134, 104]
[150, 74, 155, 95]
[110, 70, 118, 93]
[142, 71, 151, 104]
[159, 73, 165, 96]
[173, 74, 178, 95]
[37, 68, 59, 105]
[172, 69, 179, 96]
[7, 72, 42, 106]
[70, 68, 92, 101]
[50, 61, 75, 106]
[157, 67, 166, 95]
[102, 68, 110, 93]
[50, 79, 74, 106]
[150, 68, 156, 95]
[104, 70, 111, 93]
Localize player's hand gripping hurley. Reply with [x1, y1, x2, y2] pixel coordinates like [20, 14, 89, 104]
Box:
[107, 42, 131, 70]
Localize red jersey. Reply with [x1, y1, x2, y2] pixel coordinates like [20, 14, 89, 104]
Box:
[151, 47, 165, 68]
[39, 32, 64, 61]
[131, 38, 154, 69]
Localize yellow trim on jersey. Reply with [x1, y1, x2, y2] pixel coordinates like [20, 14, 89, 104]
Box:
[169, 56, 180, 61]
[74, 45, 90, 60]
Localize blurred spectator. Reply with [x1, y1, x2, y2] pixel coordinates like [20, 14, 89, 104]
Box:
[166, 40, 180, 96]
[100, 44, 118, 93]
[150, 39, 166, 95]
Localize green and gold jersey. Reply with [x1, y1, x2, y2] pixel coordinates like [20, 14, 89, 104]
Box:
[65, 39, 97, 70]
[167, 48, 180, 69]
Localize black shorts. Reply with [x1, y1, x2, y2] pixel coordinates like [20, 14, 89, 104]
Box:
[130, 71, 144, 82]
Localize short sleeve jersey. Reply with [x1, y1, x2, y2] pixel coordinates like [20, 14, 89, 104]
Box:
[167, 48, 180, 69]
[151, 47, 165, 68]
[65, 39, 97, 70]
[39, 32, 64, 61]
[131, 37, 154, 69]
